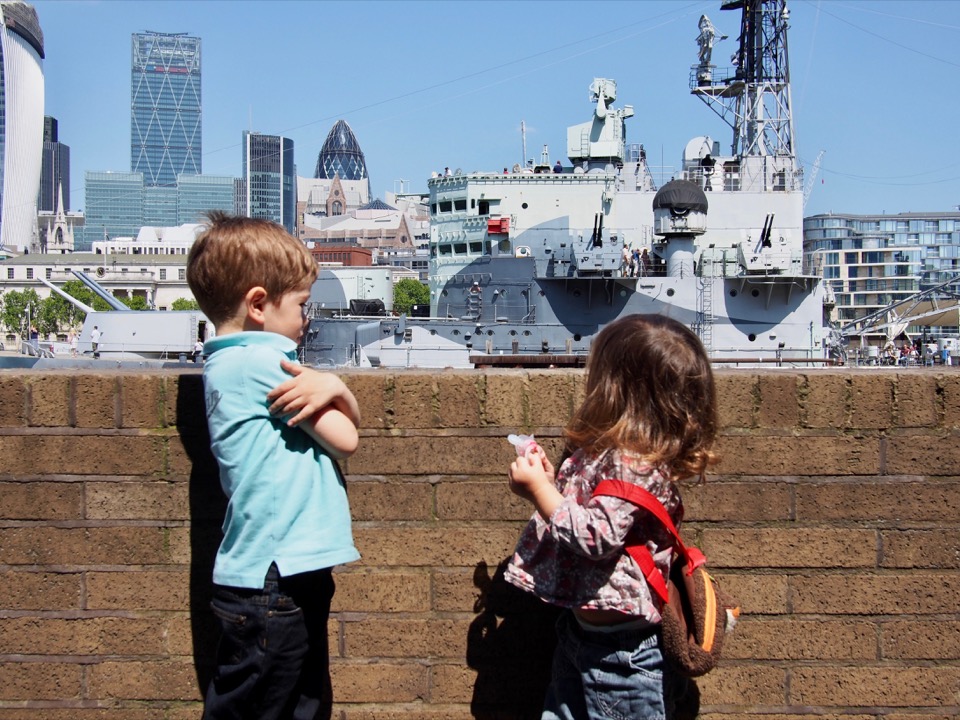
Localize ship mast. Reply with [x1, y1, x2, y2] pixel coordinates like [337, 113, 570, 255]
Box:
[691, 0, 798, 191]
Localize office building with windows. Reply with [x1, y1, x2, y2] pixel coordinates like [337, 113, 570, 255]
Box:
[0, 1, 44, 251]
[82, 171, 144, 248]
[804, 211, 960, 341]
[143, 186, 178, 227]
[240, 131, 295, 234]
[176, 174, 234, 224]
[131, 31, 201, 189]
[81, 172, 234, 249]
[39, 115, 69, 213]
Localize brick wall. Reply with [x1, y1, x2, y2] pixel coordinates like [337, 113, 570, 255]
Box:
[0, 369, 957, 719]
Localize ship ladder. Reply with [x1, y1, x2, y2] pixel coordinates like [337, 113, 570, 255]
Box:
[697, 276, 715, 353]
[464, 290, 483, 321]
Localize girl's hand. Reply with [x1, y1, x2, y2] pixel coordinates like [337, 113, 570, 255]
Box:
[509, 450, 562, 519]
[509, 452, 549, 501]
[533, 447, 556, 486]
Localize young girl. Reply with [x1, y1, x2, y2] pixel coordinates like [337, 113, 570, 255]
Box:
[505, 314, 719, 720]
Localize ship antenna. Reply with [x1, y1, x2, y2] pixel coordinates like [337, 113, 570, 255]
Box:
[521, 120, 527, 168]
[690, 0, 797, 191]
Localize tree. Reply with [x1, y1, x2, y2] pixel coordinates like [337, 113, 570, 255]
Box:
[393, 278, 429, 315]
[35, 280, 114, 337]
[119, 295, 150, 311]
[0, 289, 43, 336]
[58, 280, 113, 313]
[171, 297, 200, 311]
[41, 280, 92, 332]
[36, 296, 64, 337]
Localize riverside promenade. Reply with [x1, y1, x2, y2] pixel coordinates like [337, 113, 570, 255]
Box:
[0, 367, 957, 718]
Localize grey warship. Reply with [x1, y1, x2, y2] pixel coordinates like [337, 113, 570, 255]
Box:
[304, 0, 828, 368]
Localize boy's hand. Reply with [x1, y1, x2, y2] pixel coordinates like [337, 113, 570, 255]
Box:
[267, 361, 361, 427]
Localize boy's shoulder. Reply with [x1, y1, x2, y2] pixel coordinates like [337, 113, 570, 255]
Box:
[204, 332, 298, 386]
[206, 332, 296, 358]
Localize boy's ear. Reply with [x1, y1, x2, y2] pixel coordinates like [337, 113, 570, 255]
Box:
[244, 286, 269, 328]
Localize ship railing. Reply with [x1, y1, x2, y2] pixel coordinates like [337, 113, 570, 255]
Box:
[621, 264, 666, 279]
[689, 65, 743, 91]
[682, 163, 800, 193]
[18, 340, 54, 359]
[78, 342, 186, 362]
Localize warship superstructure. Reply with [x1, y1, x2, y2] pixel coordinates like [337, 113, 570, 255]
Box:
[305, 0, 829, 368]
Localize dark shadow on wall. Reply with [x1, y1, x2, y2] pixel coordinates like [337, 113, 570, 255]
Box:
[176, 373, 226, 697]
[467, 559, 562, 719]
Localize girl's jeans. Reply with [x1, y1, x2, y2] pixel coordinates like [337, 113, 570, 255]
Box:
[542, 611, 686, 720]
[202, 563, 335, 720]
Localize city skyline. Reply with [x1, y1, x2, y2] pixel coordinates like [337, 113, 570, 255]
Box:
[32, 0, 960, 218]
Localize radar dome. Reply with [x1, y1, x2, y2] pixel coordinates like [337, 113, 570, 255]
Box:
[653, 179, 708, 238]
[652, 179, 708, 215]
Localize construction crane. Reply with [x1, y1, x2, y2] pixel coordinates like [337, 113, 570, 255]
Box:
[803, 150, 825, 209]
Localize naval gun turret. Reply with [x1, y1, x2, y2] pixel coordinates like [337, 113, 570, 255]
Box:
[653, 180, 708, 279]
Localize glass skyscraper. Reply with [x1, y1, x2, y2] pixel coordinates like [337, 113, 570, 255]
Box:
[242, 131, 295, 234]
[39, 115, 70, 213]
[177, 174, 234, 225]
[81, 173, 235, 249]
[131, 31, 201, 189]
[0, 1, 45, 251]
[83, 171, 144, 247]
[315, 120, 367, 182]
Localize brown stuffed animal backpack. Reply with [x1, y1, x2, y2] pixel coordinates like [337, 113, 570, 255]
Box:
[593, 479, 739, 677]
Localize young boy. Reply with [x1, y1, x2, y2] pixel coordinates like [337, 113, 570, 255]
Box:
[187, 211, 361, 720]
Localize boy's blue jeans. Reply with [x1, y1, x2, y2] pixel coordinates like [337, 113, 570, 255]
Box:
[542, 612, 687, 720]
[203, 563, 335, 720]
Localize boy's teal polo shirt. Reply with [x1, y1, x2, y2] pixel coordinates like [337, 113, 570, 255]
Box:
[202, 331, 360, 588]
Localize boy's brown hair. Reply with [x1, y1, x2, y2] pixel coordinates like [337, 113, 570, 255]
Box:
[187, 211, 318, 325]
[564, 314, 719, 481]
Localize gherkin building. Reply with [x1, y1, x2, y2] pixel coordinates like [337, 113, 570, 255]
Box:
[315, 120, 368, 182]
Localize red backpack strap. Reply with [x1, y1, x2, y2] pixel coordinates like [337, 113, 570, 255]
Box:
[593, 479, 686, 550]
[592, 479, 701, 604]
[620, 535, 669, 604]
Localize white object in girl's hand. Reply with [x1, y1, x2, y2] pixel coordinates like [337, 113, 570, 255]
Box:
[508, 433, 539, 457]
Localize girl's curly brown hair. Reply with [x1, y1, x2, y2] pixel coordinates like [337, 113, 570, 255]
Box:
[564, 314, 719, 481]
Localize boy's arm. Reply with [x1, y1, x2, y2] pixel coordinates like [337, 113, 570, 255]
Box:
[267, 361, 361, 428]
[299, 406, 359, 460]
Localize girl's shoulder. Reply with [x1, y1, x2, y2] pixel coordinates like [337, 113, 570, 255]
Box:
[603, 448, 683, 515]
[566, 447, 669, 488]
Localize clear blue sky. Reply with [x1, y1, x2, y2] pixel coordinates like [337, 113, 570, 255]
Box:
[32, 0, 960, 218]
